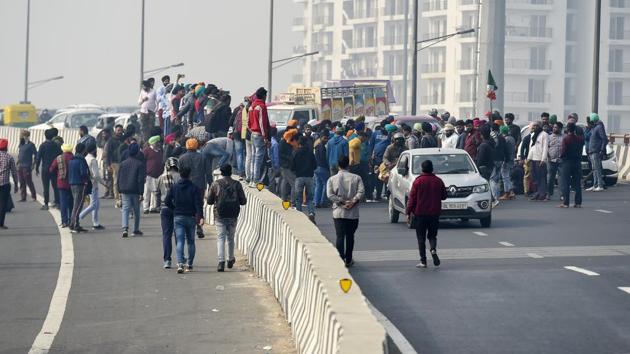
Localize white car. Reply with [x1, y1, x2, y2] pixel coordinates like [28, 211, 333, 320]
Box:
[31, 109, 105, 130]
[387, 148, 493, 228]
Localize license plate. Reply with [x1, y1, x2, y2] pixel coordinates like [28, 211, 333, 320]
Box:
[442, 202, 468, 210]
[581, 162, 589, 169]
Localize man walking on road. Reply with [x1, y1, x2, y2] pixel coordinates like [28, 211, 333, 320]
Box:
[586, 113, 607, 192]
[35, 129, 62, 210]
[68, 143, 91, 233]
[105, 125, 125, 206]
[143, 135, 163, 213]
[158, 157, 180, 269]
[49, 144, 75, 228]
[165, 166, 204, 274]
[528, 122, 549, 201]
[79, 144, 106, 230]
[178, 138, 210, 239]
[326, 156, 365, 268]
[117, 143, 146, 238]
[406, 160, 447, 268]
[0, 139, 18, 229]
[559, 123, 584, 208]
[207, 164, 247, 272]
[292, 136, 317, 223]
[17, 130, 38, 202]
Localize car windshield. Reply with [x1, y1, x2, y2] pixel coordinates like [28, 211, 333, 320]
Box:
[412, 154, 476, 174]
[70, 113, 100, 128]
[268, 109, 292, 125]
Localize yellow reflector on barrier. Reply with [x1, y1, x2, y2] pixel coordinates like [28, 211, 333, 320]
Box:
[340, 278, 352, 293]
[256, 183, 264, 191]
[282, 200, 291, 210]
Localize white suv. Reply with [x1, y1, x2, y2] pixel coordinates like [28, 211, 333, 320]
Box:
[387, 148, 493, 228]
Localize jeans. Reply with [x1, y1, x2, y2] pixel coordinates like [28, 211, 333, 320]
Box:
[252, 133, 266, 183]
[268, 168, 281, 195]
[70, 185, 86, 229]
[530, 161, 547, 199]
[143, 176, 158, 211]
[204, 144, 231, 170]
[174, 215, 196, 266]
[414, 215, 439, 262]
[121, 194, 141, 232]
[280, 167, 296, 202]
[79, 185, 100, 226]
[314, 167, 330, 207]
[0, 184, 10, 227]
[18, 167, 36, 201]
[501, 161, 513, 193]
[489, 161, 503, 200]
[215, 217, 237, 263]
[294, 177, 315, 214]
[561, 160, 582, 206]
[588, 152, 604, 188]
[234, 139, 245, 176]
[41, 169, 59, 206]
[333, 218, 359, 263]
[245, 140, 253, 182]
[163, 114, 171, 137]
[547, 161, 562, 197]
[59, 188, 74, 226]
[160, 207, 174, 262]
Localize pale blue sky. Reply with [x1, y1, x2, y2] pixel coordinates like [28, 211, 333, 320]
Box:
[0, 0, 302, 109]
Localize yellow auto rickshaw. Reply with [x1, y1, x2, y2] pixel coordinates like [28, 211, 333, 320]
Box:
[2, 103, 38, 127]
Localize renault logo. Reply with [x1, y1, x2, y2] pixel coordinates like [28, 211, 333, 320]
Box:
[449, 186, 457, 194]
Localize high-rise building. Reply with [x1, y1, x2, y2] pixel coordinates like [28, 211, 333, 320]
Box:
[293, 0, 630, 132]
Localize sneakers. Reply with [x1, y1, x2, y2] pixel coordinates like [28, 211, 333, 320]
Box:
[163, 260, 172, 269]
[40, 205, 49, 211]
[177, 263, 184, 274]
[218, 262, 225, 272]
[593, 187, 604, 192]
[143, 209, 150, 214]
[60, 223, 68, 228]
[248, 182, 256, 188]
[431, 249, 441, 267]
[122, 231, 128, 238]
[227, 258, 236, 269]
[196, 229, 205, 239]
[492, 200, 500, 208]
[0, 225, 7, 230]
[345, 259, 355, 268]
[308, 213, 316, 224]
[133, 230, 143, 236]
[585, 186, 595, 192]
[185, 265, 193, 273]
[416, 261, 427, 268]
[92, 225, 105, 230]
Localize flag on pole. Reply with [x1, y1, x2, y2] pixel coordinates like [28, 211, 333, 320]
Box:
[487, 70, 498, 91]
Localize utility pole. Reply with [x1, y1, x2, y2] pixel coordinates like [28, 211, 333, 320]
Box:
[140, 0, 145, 85]
[402, 0, 410, 115]
[267, 0, 274, 102]
[23, 0, 31, 103]
[411, 0, 419, 115]
[592, 0, 602, 113]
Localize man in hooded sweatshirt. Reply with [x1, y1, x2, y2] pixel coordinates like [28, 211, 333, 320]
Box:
[118, 142, 146, 238]
[248, 87, 271, 187]
[36, 128, 62, 210]
[49, 144, 75, 227]
[327, 123, 349, 176]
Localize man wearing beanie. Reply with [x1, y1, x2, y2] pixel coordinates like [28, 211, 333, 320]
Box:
[178, 138, 209, 238]
[36, 129, 62, 210]
[68, 143, 90, 233]
[0, 139, 18, 229]
[117, 142, 146, 238]
[17, 130, 38, 202]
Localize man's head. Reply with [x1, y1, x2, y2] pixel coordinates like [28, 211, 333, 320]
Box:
[179, 166, 192, 179]
[148, 77, 155, 88]
[553, 122, 563, 135]
[589, 112, 600, 123]
[79, 125, 88, 137]
[421, 160, 433, 174]
[504, 113, 515, 125]
[75, 142, 86, 156]
[320, 129, 330, 144]
[568, 112, 579, 123]
[500, 125, 510, 136]
[455, 120, 465, 134]
[491, 123, 500, 132]
[61, 143, 73, 153]
[337, 156, 350, 170]
[541, 112, 550, 125]
[532, 121, 542, 133]
[566, 122, 576, 134]
[148, 135, 161, 147]
[429, 108, 438, 118]
[86, 142, 97, 157]
[45, 128, 55, 140]
[186, 138, 199, 151]
[304, 124, 313, 136]
[220, 164, 232, 177]
[441, 111, 450, 122]
[165, 157, 179, 172]
[255, 87, 267, 101]
[0, 139, 8, 152]
[128, 142, 140, 157]
[298, 136, 310, 148]
[444, 123, 455, 137]
[393, 132, 405, 146]
[421, 122, 432, 135]
[161, 75, 170, 86]
[401, 124, 412, 136]
[465, 119, 474, 132]
[114, 124, 124, 137]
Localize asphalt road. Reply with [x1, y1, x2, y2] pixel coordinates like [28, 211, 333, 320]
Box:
[315, 183, 630, 354]
[0, 177, 294, 354]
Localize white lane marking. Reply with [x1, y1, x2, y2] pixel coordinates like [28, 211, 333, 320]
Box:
[366, 300, 418, 354]
[29, 195, 74, 354]
[595, 209, 613, 214]
[473, 231, 488, 236]
[499, 242, 514, 247]
[564, 266, 599, 276]
[619, 287, 630, 294]
[527, 253, 544, 259]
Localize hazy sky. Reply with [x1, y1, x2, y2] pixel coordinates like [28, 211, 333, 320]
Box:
[0, 0, 302, 109]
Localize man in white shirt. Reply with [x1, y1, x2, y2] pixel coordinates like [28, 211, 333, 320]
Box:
[527, 121, 549, 201]
[138, 78, 157, 142]
[441, 124, 459, 149]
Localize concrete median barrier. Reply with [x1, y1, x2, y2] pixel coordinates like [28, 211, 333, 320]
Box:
[206, 183, 390, 354]
[0, 126, 81, 154]
[610, 135, 630, 182]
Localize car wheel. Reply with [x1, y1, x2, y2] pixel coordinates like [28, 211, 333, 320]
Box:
[480, 215, 492, 228]
[605, 176, 618, 187]
[388, 197, 399, 223]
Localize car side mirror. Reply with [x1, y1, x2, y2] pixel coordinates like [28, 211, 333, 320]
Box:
[397, 165, 408, 176]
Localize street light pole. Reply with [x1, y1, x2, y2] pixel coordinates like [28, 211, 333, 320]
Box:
[140, 0, 145, 85]
[402, 0, 410, 115]
[267, 0, 274, 102]
[411, 0, 419, 115]
[592, 0, 602, 113]
[23, 0, 31, 103]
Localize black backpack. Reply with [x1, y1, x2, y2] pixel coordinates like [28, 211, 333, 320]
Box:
[216, 179, 240, 218]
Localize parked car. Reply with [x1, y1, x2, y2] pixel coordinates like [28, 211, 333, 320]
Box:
[30, 109, 105, 130]
[2, 103, 38, 127]
[388, 148, 493, 228]
[90, 113, 124, 137]
[268, 104, 319, 138]
[520, 125, 618, 186]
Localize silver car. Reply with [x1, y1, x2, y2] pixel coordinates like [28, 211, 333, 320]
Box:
[387, 148, 493, 228]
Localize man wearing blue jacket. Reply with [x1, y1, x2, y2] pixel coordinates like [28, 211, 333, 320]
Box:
[68, 143, 90, 233]
[586, 113, 608, 192]
[326, 123, 349, 175]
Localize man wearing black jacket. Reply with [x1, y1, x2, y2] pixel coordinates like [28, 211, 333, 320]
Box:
[490, 123, 506, 206]
[314, 131, 330, 208]
[35, 129, 62, 210]
[279, 130, 298, 202]
[476, 127, 495, 183]
[117, 143, 146, 238]
[292, 136, 318, 223]
[105, 125, 125, 205]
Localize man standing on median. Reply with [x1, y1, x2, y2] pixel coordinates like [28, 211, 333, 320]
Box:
[406, 160, 447, 269]
[165, 166, 204, 274]
[207, 164, 247, 272]
[326, 156, 365, 268]
[117, 142, 146, 238]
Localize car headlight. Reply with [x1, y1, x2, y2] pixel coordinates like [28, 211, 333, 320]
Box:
[472, 184, 489, 193]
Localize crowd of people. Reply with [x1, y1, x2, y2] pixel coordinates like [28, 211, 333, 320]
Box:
[0, 74, 611, 270]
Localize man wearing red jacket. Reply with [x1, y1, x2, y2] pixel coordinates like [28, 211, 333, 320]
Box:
[406, 160, 447, 268]
[247, 87, 271, 187]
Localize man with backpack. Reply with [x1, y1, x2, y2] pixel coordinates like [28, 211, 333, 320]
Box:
[207, 164, 247, 272]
